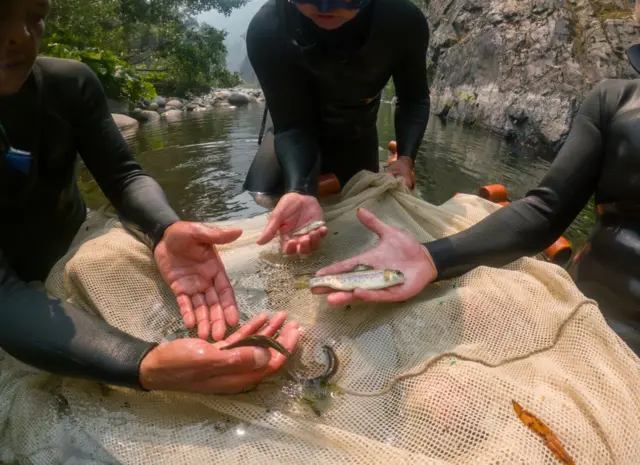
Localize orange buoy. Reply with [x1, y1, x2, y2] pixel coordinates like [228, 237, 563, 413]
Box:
[318, 173, 341, 197]
[388, 140, 397, 153]
[542, 236, 573, 265]
[478, 184, 508, 203]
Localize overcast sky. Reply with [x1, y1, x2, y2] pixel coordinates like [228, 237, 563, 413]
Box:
[197, 0, 266, 46]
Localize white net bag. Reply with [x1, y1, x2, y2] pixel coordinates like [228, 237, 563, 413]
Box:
[1, 170, 640, 465]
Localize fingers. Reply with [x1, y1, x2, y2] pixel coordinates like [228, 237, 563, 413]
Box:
[213, 268, 239, 329]
[268, 319, 300, 365]
[256, 311, 288, 337]
[257, 211, 282, 245]
[207, 345, 273, 376]
[220, 312, 271, 346]
[326, 291, 357, 306]
[353, 288, 399, 303]
[205, 287, 226, 342]
[177, 294, 195, 328]
[192, 224, 243, 245]
[192, 293, 212, 340]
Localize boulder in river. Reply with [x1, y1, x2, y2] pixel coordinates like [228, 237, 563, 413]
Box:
[163, 109, 183, 119]
[426, 0, 640, 150]
[111, 113, 139, 130]
[141, 110, 161, 121]
[166, 99, 184, 109]
[148, 102, 159, 111]
[228, 92, 250, 106]
[185, 103, 199, 111]
[151, 96, 166, 107]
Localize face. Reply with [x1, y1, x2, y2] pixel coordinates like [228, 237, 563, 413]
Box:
[294, 1, 361, 31]
[0, 0, 50, 97]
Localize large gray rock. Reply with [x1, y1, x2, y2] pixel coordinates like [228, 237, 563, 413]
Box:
[141, 110, 161, 121]
[228, 92, 250, 106]
[151, 96, 166, 107]
[111, 113, 139, 130]
[425, 0, 640, 149]
[148, 102, 160, 111]
[166, 99, 184, 109]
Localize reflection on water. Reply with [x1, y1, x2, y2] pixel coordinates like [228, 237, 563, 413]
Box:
[78, 102, 594, 250]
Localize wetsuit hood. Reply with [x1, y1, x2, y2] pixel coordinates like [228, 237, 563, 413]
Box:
[627, 44, 640, 74]
[290, 0, 371, 13]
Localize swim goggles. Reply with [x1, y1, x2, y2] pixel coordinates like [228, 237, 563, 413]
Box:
[0, 121, 33, 175]
[289, 0, 372, 13]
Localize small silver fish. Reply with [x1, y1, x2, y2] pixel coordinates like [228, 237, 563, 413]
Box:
[305, 264, 405, 291]
[292, 220, 326, 237]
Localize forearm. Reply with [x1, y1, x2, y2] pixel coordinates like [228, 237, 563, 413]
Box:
[111, 174, 181, 247]
[0, 252, 155, 389]
[274, 128, 321, 196]
[394, 96, 430, 160]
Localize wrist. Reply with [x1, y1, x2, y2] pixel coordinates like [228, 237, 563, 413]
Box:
[396, 155, 415, 168]
[138, 344, 159, 391]
[152, 220, 180, 251]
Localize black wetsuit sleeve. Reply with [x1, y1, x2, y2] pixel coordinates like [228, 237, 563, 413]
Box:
[392, 8, 430, 160]
[0, 249, 155, 389]
[246, 10, 321, 197]
[70, 62, 181, 246]
[425, 81, 611, 280]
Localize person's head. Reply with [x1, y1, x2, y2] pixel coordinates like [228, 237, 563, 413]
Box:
[291, 0, 371, 31]
[0, 0, 51, 97]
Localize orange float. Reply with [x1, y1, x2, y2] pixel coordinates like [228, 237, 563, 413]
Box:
[477, 184, 573, 265]
[318, 173, 341, 197]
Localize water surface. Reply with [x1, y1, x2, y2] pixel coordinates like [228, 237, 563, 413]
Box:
[78, 102, 594, 250]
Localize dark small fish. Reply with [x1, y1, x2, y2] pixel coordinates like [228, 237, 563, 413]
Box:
[300, 345, 340, 388]
[220, 334, 293, 358]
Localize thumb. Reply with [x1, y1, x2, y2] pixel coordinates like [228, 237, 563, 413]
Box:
[210, 346, 272, 375]
[357, 208, 391, 237]
[257, 211, 282, 245]
[193, 224, 243, 245]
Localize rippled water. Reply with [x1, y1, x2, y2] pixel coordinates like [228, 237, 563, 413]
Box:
[78, 102, 595, 250]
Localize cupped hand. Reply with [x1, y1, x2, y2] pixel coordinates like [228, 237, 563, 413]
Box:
[385, 156, 415, 190]
[256, 192, 328, 256]
[139, 311, 300, 394]
[312, 208, 437, 305]
[154, 221, 242, 341]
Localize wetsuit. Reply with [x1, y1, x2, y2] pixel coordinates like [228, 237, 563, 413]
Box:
[0, 57, 181, 389]
[244, 0, 430, 200]
[425, 53, 640, 353]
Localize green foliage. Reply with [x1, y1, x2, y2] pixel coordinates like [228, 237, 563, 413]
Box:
[42, 0, 246, 101]
[44, 43, 156, 101]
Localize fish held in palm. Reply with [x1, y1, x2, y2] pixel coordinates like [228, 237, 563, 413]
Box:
[301, 264, 405, 291]
[292, 220, 326, 237]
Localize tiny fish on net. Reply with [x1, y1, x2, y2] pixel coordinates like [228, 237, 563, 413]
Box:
[291, 220, 326, 237]
[301, 264, 405, 291]
[220, 335, 293, 358]
[512, 400, 575, 465]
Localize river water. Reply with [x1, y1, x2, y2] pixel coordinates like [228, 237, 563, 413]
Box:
[78, 102, 595, 251]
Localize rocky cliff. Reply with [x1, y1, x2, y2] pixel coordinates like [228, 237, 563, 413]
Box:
[424, 0, 640, 149]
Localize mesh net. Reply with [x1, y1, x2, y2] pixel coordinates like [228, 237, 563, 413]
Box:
[2, 171, 640, 465]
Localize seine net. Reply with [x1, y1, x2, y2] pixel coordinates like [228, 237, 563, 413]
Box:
[1, 171, 640, 465]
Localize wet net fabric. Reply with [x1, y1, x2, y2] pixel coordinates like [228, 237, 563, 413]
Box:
[2, 170, 640, 465]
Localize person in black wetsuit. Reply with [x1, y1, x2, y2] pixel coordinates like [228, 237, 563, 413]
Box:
[313, 5, 640, 355]
[0, 0, 299, 394]
[244, 0, 430, 256]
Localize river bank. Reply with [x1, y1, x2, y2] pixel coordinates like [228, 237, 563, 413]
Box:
[110, 88, 265, 130]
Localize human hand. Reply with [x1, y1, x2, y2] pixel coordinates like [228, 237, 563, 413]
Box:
[256, 192, 328, 256]
[139, 311, 300, 394]
[154, 221, 242, 341]
[385, 155, 415, 189]
[312, 208, 436, 305]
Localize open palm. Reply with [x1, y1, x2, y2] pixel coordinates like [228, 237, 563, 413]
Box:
[154, 222, 242, 341]
[257, 192, 328, 256]
[312, 208, 437, 305]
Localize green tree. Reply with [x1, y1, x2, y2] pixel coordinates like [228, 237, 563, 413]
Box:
[42, 0, 247, 101]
